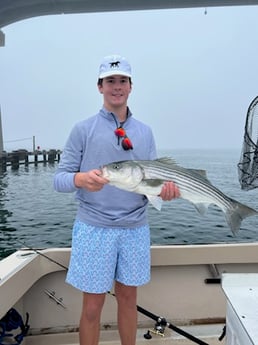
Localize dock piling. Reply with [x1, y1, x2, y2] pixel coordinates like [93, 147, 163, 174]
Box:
[0, 149, 61, 170]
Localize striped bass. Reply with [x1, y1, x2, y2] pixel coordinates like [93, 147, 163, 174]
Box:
[101, 157, 258, 234]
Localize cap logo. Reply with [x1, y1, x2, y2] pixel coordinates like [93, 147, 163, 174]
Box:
[98, 55, 131, 78]
[110, 61, 120, 68]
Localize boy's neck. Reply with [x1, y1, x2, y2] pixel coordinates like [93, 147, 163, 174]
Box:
[105, 105, 128, 122]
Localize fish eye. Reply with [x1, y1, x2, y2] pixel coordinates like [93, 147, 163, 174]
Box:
[112, 164, 120, 170]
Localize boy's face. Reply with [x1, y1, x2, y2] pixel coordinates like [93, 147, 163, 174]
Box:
[98, 75, 132, 111]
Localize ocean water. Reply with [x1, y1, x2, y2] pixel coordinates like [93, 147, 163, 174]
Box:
[0, 148, 258, 259]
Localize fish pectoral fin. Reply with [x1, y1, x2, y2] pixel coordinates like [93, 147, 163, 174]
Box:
[193, 202, 208, 215]
[146, 195, 163, 211]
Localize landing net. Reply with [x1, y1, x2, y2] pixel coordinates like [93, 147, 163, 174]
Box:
[238, 96, 258, 190]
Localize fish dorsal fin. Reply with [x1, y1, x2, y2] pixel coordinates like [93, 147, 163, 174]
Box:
[155, 157, 209, 180]
[155, 157, 177, 165]
[188, 168, 208, 179]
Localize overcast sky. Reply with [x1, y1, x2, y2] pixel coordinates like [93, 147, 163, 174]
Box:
[0, 5, 257, 152]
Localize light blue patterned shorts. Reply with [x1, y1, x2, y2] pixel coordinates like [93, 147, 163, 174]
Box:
[66, 221, 151, 293]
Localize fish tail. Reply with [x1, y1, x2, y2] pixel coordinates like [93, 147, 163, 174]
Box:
[225, 200, 258, 235]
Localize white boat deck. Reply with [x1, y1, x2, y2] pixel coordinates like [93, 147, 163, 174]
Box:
[24, 324, 226, 345]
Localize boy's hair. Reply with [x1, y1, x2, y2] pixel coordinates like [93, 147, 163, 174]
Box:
[97, 77, 132, 86]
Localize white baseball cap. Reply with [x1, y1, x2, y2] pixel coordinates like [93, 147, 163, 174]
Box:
[98, 54, 132, 79]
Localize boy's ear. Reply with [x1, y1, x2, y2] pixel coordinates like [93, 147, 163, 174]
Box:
[98, 84, 103, 93]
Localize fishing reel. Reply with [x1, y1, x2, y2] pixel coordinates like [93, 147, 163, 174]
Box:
[143, 317, 166, 339]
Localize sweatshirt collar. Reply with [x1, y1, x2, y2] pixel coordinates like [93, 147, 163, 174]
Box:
[99, 106, 132, 122]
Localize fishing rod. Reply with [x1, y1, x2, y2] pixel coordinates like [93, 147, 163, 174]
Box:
[15, 240, 216, 345]
[16, 239, 67, 270]
[107, 291, 211, 345]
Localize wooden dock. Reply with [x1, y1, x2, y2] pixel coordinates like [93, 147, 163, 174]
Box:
[0, 149, 61, 171]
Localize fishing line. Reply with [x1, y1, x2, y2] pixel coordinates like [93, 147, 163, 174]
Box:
[14, 241, 213, 345]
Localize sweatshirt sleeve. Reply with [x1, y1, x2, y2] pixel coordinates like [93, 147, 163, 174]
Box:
[53, 123, 84, 193]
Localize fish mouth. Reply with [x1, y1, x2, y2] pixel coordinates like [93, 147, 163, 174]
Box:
[99, 165, 106, 177]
